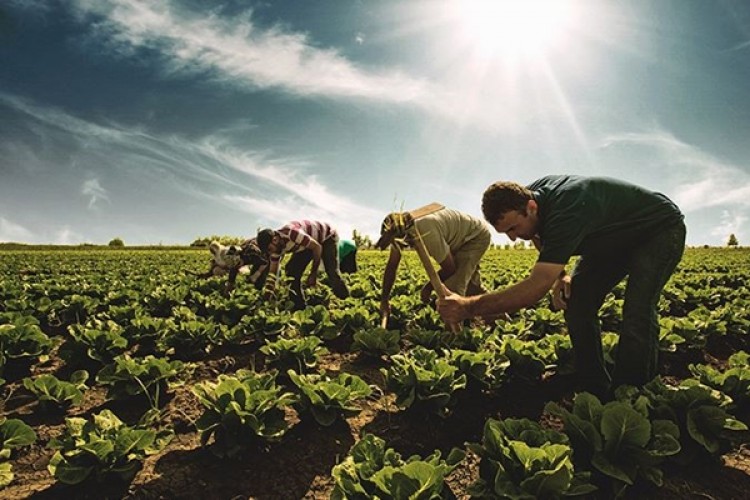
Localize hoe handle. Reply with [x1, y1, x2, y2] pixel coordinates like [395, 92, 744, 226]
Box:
[410, 229, 460, 333]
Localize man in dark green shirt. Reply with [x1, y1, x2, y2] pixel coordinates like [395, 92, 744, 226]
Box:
[437, 175, 686, 397]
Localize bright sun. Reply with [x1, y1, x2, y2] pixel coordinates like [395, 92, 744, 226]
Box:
[453, 0, 580, 59]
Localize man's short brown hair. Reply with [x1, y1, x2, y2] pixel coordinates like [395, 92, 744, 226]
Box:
[481, 181, 534, 223]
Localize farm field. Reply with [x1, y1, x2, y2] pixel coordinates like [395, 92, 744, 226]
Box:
[1, 247, 749, 499]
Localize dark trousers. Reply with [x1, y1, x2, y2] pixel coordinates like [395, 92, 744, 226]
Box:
[564, 221, 686, 394]
[284, 238, 350, 309]
[339, 249, 357, 273]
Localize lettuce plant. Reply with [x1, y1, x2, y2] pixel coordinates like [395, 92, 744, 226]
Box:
[448, 349, 510, 390]
[0, 417, 37, 488]
[287, 370, 372, 426]
[689, 351, 750, 410]
[330, 433, 464, 500]
[193, 370, 296, 457]
[545, 392, 681, 497]
[60, 321, 128, 367]
[0, 313, 53, 364]
[22, 370, 89, 411]
[156, 317, 225, 358]
[96, 355, 185, 402]
[291, 305, 339, 339]
[381, 346, 466, 416]
[628, 378, 748, 463]
[351, 328, 401, 357]
[404, 329, 444, 350]
[260, 335, 328, 372]
[332, 305, 378, 333]
[468, 417, 596, 499]
[47, 409, 173, 485]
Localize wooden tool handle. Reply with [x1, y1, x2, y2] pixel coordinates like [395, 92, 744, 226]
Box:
[410, 229, 459, 333]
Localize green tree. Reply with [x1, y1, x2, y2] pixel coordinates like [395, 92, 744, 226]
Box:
[727, 234, 739, 247]
[352, 229, 373, 249]
[108, 238, 124, 247]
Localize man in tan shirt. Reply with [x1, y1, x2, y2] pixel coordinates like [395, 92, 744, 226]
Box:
[376, 207, 491, 324]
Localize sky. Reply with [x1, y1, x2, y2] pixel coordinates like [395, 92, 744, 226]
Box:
[1, 0, 749, 246]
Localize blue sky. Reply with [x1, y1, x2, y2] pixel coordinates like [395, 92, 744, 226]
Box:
[1, 0, 749, 246]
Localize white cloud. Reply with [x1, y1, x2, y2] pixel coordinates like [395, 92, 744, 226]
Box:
[712, 210, 747, 243]
[0, 216, 34, 242]
[600, 129, 750, 212]
[54, 226, 85, 245]
[1, 92, 383, 239]
[81, 178, 110, 209]
[70, 0, 431, 103]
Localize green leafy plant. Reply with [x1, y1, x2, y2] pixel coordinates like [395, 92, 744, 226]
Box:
[468, 417, 596, 499]
[381, 346, 466, 416]
[47, 409, 173, 485]
[0, 417, 37, 488]
[448, 348, 510, 390]
[291, 305, 339, 339]
[351, 328, 401, 357]
[545, 392, 681, 497]
[0, 313, 53, 367]
[59, 321, 128, 367]
[330, 433, 464, 499]
[193, 370, 296, 457]
[287, 370, 372, 426]
[96, 355, 185, 403]
[260, 335, 328, 372]
[22, 370, 89, 411]
[625, 378, 748, 463]
[689, 351, 750, 410]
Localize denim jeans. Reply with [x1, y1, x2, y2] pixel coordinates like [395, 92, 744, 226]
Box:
[564, 220, 686, 394]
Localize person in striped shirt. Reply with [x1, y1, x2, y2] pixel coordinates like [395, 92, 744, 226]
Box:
[256, 220, 350, 309]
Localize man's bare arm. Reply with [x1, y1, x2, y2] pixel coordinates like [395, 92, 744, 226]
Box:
[438, 262, 564, 323]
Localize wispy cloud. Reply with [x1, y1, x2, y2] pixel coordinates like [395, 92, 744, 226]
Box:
[600, 129, 750, 212]
[712, 210, 746, 242]
[69, 0, 431, 103]
[54, 226, 84, 245]
[0, 216, 34, 242]
[1, 92, 382, 238]
[82, 178, 110, 209]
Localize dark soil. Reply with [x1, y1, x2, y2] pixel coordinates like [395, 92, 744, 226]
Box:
[1, 337, 749, 500]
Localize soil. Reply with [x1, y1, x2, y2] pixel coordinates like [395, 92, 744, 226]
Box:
[1, 336, 749, 500]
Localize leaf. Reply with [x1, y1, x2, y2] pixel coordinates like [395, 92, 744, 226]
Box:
[0, 419, 36, 449]
[47, 452, 94, 485]
[0, 462, 13, 488]
[600, 403, 651, 452]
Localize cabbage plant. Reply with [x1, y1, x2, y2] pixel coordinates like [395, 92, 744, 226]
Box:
[287, 370, 372, 426]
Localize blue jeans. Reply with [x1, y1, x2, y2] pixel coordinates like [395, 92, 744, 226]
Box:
[564, 221, 686, 394]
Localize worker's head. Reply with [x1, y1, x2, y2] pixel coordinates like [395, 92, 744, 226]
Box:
[482, 181, 539, 241]
[375, 212, 414, 250]
[257, 228, 282, 254]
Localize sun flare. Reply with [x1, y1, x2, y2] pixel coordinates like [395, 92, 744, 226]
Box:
[453, 0, 579, 59]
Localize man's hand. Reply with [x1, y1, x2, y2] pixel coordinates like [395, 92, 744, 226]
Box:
[306, 274, 317, 288]
[419, 282, 433, 304]
[551, 274, 572, 311]
[223, 282, 234, 297]
[437, 288, 471, 324]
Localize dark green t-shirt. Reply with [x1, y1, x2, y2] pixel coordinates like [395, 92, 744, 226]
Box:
[338, 239, 357, 259]
[528, 175, 684, 264]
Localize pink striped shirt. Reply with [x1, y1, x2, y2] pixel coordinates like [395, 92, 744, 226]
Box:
[269, 220, 337, 263]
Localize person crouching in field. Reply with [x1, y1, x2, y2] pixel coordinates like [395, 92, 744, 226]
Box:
[437, 175, 686, 398]
[376, 207, 491, 326]
[257, 220, 350, 310]
[195, 240, 269, 294]
[338, 238, 358, 273]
